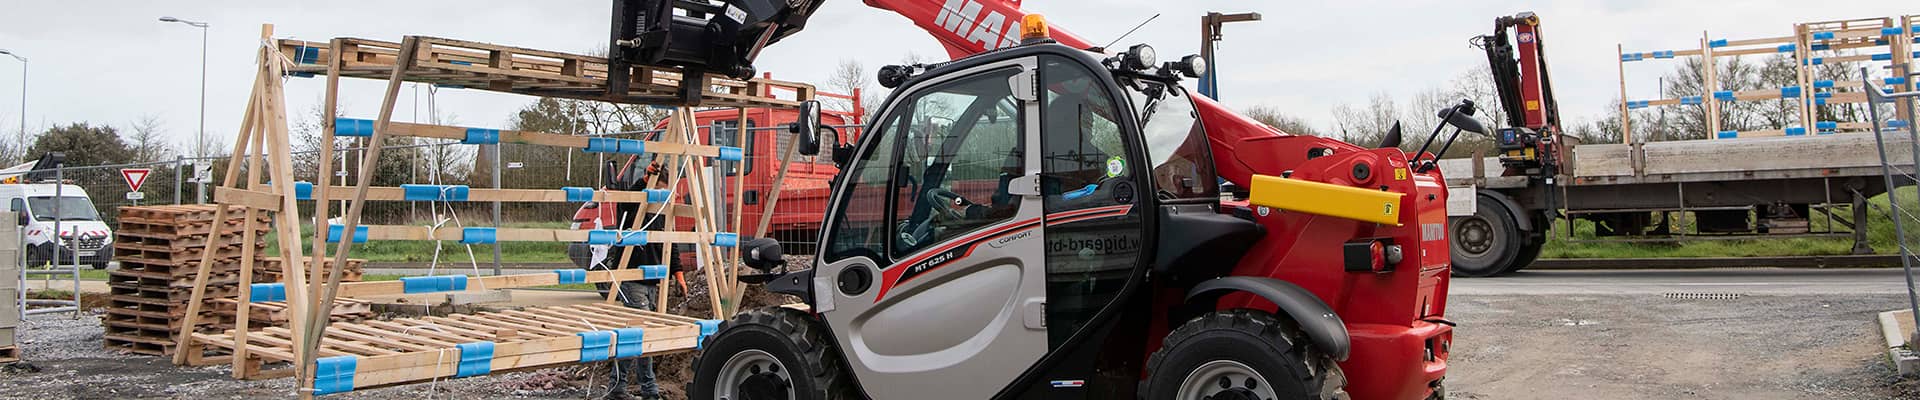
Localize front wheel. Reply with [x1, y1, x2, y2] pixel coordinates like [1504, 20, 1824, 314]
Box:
[689, 307, 856, 400]
[1144, 309, 1348, 400]
[1450, 194, 1523, 277]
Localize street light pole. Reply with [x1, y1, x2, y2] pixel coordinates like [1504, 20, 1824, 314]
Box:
[160, 16, 209, 203]
[0, 50, 25, 156]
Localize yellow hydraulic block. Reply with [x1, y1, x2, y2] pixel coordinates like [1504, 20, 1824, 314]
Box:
[1247, 174, 1404, 225]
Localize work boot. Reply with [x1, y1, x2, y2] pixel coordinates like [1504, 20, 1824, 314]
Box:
[638, 394, 664, 400]
[601, 389, 635, 400]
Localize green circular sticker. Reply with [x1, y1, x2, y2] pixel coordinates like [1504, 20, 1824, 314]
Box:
[1105, 157, 1126, 178]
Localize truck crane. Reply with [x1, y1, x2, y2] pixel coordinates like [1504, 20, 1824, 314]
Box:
[1450, 12, 1562, 277]
[604, 1, 1472, 398]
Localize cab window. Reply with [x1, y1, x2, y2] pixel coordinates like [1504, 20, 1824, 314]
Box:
[823, 112, 903, 263]
[888, 67, 1025, 257]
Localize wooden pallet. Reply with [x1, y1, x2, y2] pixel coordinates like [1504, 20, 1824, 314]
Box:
[0, 346, 17, 364]
[190, 302, 709, 392]
[209, 298, 373, 326]
[116, 258, 251, 279]
[277, 37, 815, 108]
[254, 257, 366, 283]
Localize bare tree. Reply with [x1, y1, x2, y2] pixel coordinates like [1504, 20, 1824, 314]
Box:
[127, 115, 175, 163]
[825, 59, 877, 116]
[1241, 105, 1322, 136]
[1332, 92, 1400, 146]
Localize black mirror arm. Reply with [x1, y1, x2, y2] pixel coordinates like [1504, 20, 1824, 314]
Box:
[1418, 127, 1466, 174]
[1411, 107, 1456, 166]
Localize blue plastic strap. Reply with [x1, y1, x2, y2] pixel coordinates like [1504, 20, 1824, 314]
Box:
[1654, 50, 1675, 59]
[586, 138, 620, 153]
[1886, 27, 1907, 36]
[1816, 121, 1838, 130]
[326, 225, 368, 243]
[1679, 96, 1703, 105]
[1815, 91, 1833, 99]
[644, 189, 671, 203]
[1888, 77, 1910, 86]
[1708, 39, 1728, 48]
[1805, 57, 1825, 66]
[1619, 53, 1640, 62]
[640, 264, 668, 280]
[295, 181, 315, 201]
[1811, 31, 1834, 40]
[577, 331, 614, 362]
[620, 231, 649, 246]
[612, 139, 646, 155]
[1810, 43, 1831, 51]
[401, 275, 469, 294]
[462, 128, 501, 145]
[1785, 127, 1807, 136]
[250, 283, 287, 303]
[335, 118, 376, 137]
[1814, 80, 1835, 88]
[401, 184, 470, 202]
[717, 146, 744, 161]
[314, 355, 357, 395]
[587, 230, 619, 245]
[713, 233, 740, 247]
[696, 319, 722, 349]
[459, 227, 497, 245]
[1777, 44, 1796, 53]
[1873, 53, 1894, 62]
[1892, 120, 1912, 129]
[1716, 131, 1738, 139]
[455, 342, 495, 378]
[563, 187, 595, 202]
[554, 269, 588, 284]
[613, 327, 646, 358]
[1625, 100, 1650, 109]
[1713, 91, 1735, 101]
[1816, 98, 1828, 106]
[1780, 86, 1803, 98]
[294, 46, 322, 65]
[1062, 184, 1098, 200]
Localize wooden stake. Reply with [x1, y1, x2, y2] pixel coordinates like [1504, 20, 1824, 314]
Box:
[173, 45, 269, 365]
[1617, 43, 1631, 144]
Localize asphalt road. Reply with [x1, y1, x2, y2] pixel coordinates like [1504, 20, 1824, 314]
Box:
[1452, 267, 1918, 295]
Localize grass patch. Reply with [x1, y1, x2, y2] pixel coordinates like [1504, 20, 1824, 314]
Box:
[361, 273, 598, 291]
[261, 221, 572, 263]
[1542, 186, 1920, 259]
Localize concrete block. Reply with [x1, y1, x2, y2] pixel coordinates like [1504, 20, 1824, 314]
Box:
[445, 289, 513, 305]
[0, 327, 14, 347]
[1878, 309, 1920, 376]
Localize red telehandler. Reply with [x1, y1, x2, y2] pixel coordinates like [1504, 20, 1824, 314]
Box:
[600, 0, 1485, 398]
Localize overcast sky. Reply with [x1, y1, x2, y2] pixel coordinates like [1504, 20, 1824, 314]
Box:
[0, 1, 1911, 154]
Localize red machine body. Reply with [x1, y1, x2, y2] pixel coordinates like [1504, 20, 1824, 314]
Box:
[864, 0, 1453, 397]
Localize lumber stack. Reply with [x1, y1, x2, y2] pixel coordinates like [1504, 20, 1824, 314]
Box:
[252, 257, 365, 284]
[104, 205, 269, 356]
[208, 297, 374, 326]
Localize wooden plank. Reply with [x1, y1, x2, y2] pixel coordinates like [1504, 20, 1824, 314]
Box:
[350, 225, 712, 244]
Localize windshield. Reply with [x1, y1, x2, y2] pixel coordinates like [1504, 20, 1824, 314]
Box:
[27, 197, 101, 221]
[1123, 80, 1219, 200]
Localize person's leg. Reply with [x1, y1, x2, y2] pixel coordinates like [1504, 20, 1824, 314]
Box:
[617, 280, 663, 398]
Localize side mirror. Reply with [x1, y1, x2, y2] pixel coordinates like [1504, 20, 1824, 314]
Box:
[1440, 101, 1488, 135]
[789, 100, 823, 156]
[1377, 122, 1404, 149]
[15, 212, 26, 227]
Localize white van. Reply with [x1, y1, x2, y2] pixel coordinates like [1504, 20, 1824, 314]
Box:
[0, 154, 113, 269]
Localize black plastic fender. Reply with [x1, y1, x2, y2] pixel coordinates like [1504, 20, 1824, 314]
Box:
[1186, 277, 1351, 361]
[1476, 189, 1531, 232]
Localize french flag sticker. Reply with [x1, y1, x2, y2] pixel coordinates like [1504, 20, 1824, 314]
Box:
[1049, 380, 1085, 388]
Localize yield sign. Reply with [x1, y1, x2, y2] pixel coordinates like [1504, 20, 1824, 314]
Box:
[121, 168, 153, 192]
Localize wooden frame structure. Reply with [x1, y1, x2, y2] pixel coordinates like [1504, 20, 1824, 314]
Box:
[169, 25, 811, 397]
[1618, 14, 1916, 141]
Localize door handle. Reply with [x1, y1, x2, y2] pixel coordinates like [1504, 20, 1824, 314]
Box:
[1008, 175, 1040, 197]
[1022, 298, 1046, 330]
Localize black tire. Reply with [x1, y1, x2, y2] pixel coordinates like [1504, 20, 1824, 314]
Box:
[1449, 195, 1522, 277]
[1144, 309, 1348, 400]
[1504, 237, 1544, 275]
[88, 262, 109, 270]
[689, 307, 856, 400]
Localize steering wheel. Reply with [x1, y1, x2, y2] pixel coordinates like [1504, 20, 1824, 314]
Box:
[896, 188, 976, 249]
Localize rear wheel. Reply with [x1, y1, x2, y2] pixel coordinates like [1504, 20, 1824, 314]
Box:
[1450, 195, 1522, 277]
[1144, 309, 1348, 400]
[1504, 236, 1544, 275]
[690, 307, 856, 400]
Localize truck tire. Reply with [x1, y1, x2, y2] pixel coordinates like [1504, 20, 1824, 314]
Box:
[689, 307, 858, 400]
[1144, 309, 1348, 400]
[1504, 238, 1544, 275]
[1449, 195, 1522, 277]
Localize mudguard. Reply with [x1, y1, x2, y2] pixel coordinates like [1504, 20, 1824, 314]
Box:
[1186, 277, 1351, 361]
[1476, 189, 1531, 232]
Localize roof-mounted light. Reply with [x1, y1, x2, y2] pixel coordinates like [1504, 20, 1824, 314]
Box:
[1123, 44, 1156, 70]
[1021, 14, 1052, 44]
[1176, 54, 1206, 78]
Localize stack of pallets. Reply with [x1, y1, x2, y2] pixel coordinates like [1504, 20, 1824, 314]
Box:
[103, 205, 268, 356]
[253, 257, 365, 284]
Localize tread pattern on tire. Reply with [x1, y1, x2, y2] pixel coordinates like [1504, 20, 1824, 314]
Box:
[691, 306, 859, 399]
[1144, 309, 1349, 400]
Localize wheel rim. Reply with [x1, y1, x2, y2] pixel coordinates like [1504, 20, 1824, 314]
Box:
[1454, 216, 1493, 256]
[714, 349, 793, 400]
[1177, 360, 1278, 400]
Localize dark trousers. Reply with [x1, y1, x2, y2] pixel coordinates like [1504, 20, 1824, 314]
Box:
[609, 280, 660, 397]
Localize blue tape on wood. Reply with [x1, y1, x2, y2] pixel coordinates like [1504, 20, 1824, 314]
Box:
[696, 319, 722, 349]
[462, 128, 500, 145]
[314, 355, 357, 395]
[1812, 31, 1834, 40]
[1811, 43, 1831, 51]
[1887, 27, 1907, 36]
[1777, 44, 1796, 53]
[1805, 57, 1825, 66]
[1713, 91, 1735, 101]
[295, 181, 315, 201]
[326, 225, 368, 243]
[1626, 100, 1650, 109]
[1679, 96, 1703, 105]
[641, 264, 668, 280]
[460, 227, 497, 245]
[1817, 121, 1838, 130]
[563, 187, 595, 202]
[1816, 98, 1828, 106]
[645, 189, 671, 203]
[336, 118, 375, 137]
[294, 46, 322, 65]
[613, 327, 646, 358]
[1786, 127, 1807, 136]
[1892, 120, 1912, 129]
[1619, 53, 1638, 62]
[587, 230, 619, 245]
[617, 231, 648, 246]
[290, 72, 317, 78]
[401, 184, 470, 202]
[1709, 39, 1728, 48]
[1873, 53, 1894, 61]
[1653, 50, 1675, 59]
[1815, 91, 1833, 99]
[554, 269, 587, 284]
[1781, 86, 1803, 98]
[1889, 77, 1910, 86]
[717, 146, 744, 161]
[577, 331, 614, 362]
[455, 342, 494, 378]
[250, 283, 287, 303]
[616, 139, 647, 155]
[1814, 80, 1835, 88]
[713, 233, 739, 247]
[1716, 131, 1738, 139]
[401, 275, 469, 294]
[586, 138, 620, 153]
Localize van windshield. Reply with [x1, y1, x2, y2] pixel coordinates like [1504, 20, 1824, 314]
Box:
[28, 197, 100, 221]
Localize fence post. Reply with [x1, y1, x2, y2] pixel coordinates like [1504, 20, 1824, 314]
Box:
[492, 143, 503, 276]
[174, 156, 184, 205]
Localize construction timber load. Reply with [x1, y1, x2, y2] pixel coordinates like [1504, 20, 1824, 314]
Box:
[1439, 13, 1919, 276]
